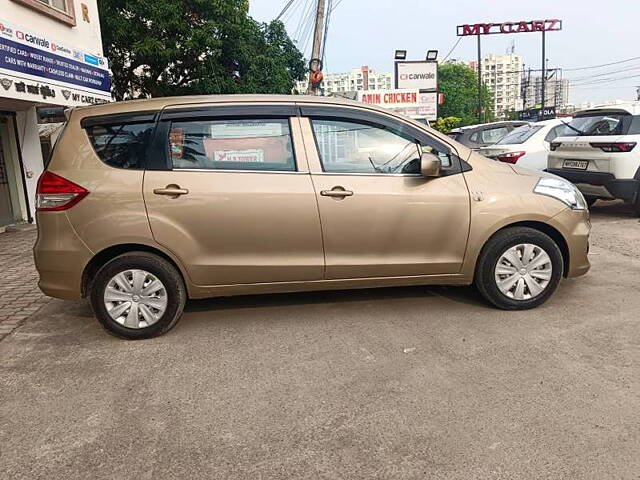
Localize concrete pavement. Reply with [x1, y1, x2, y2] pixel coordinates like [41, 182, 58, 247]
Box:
[0, 201, 639, 479]
[0, 226, 49, 340]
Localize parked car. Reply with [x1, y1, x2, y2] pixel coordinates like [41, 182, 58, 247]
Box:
[34, 95, 590, 339]
[547, 103, 640, 212]
[480, 118, 572, 171]
[448, 121, 529, 150]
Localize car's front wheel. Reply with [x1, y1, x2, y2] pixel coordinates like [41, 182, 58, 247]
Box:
[89, 252, 186, 339]
[475, 227, 564, 310]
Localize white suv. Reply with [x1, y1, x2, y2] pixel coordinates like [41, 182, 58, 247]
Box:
[548, 103, 640, 214]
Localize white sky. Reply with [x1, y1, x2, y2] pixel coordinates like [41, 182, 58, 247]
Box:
[250, 0, 640, 104]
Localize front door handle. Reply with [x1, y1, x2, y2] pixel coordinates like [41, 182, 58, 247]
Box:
[321, 186, 354, 198]
[153, 184, 189, 197]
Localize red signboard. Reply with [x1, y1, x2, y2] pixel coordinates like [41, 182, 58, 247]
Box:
[457, 19, 562, 36]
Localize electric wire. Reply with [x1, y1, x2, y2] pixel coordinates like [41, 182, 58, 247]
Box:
[276, 0, 297, 21]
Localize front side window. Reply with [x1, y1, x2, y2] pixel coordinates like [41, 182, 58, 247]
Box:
[169, 118, 296, 171]
[311, 119, 423, 174]
[86, 122, 154, 169]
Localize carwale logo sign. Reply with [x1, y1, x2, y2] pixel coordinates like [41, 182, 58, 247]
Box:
[0, 18, 109, 71]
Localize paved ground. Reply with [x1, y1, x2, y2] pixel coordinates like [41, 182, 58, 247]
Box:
[1, 201, 639, 479]
[0, 226, 49, 340]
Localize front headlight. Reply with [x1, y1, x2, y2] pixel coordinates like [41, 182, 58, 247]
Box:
[534, 177, 588, 210]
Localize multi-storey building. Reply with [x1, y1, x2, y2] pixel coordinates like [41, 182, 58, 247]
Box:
[295, 66, 393, 95]
[0, 0, 110, 228]
[470, 54, 523, 118]
[522, 75, 570, 110]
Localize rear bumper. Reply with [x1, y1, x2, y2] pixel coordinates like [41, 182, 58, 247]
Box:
[548, 168, 639, 202]
[34, 212, 93, 300]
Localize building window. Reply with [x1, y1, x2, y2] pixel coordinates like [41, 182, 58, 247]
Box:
[38, 0, 68, 12]
[10, 0, 76, 26]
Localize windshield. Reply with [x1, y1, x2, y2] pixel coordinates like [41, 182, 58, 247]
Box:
[565, 112, 632, 136]
[497, 125, 543, 145]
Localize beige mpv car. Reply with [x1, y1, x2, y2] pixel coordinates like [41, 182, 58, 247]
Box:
[34, 95, 590, 339]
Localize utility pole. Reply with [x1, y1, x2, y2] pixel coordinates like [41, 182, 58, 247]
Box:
[541, 29, 546, 115]
[307, 0, 326, 95]
[477, 34, 482, 123]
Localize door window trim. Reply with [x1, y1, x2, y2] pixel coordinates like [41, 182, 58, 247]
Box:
[299, 106, 470, 177]
[148, 108, 302, 173]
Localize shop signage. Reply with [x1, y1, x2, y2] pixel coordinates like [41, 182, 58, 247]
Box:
[0, 18, 111, 106]
[394, 61, 437, 91]
[518, 106, 556, 120]
[457, 19, 562, 36]
[358, 89, 437, 121]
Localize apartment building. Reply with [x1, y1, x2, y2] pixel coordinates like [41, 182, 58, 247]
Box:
[295, 66, 393, 95]
[522, 75, 570, 110]
[470, 54, 523, 118]
[0, 0, 110, 228]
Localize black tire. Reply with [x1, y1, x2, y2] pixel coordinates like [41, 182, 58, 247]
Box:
[89, 252, 186, 339]
[585, 196, 598, 208]
[633, 192, 640, 218]
[474, 227, 564, 310]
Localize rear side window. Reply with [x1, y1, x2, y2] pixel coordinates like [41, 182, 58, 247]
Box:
[480, 126, 509, 144]
[498, 125, 543, 145]
[86, 122, 154, 169]
[168, 118, 296, 171]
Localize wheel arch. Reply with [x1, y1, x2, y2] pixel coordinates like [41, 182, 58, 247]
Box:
[474, 221, 570, 278]
[82, 243, 190, 297]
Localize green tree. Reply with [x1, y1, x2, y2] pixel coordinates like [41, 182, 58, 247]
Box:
[432, 116, 462, 134]
[99, 0, 306, 100]
[437, 63, 493, 126]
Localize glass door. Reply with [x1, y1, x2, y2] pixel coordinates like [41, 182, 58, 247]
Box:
[0, 119, 16, 226]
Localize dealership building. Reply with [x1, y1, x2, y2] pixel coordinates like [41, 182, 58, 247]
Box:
[0, 0, 111, 229]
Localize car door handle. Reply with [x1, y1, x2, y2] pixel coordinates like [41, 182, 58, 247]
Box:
[153, 185, 189, 196]
[321, 187, 353, 198]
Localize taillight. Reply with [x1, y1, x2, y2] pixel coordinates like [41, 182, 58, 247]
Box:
[36, 171, 89, 211]
[590, 142, 636, 152]
[550, 142, 562, 151]
[496, 151, 526, 164]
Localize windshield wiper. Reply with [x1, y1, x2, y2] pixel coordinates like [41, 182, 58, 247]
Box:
[561, 120, 585, 136]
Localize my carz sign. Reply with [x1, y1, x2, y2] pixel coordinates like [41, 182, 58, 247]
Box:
[395, 62, 437, 91]
[457, 19, 562, 36]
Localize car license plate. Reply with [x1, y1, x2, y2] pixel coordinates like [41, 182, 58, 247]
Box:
[563, 160, 588, 170]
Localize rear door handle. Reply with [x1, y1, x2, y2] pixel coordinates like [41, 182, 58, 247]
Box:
[321, 186, 353, 198]
[153, 185, 189, 197]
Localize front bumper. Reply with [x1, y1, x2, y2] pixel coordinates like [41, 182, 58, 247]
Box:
[548, 168, 639, 202]
[548, 207, 591, 278]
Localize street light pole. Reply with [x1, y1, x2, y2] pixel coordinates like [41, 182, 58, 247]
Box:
[541, 29, 546, 115]
[477, 33, 482, 123]
[307, 0, 326, 95]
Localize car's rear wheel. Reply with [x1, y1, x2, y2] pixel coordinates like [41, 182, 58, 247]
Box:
[89, 252, 186, 339]
[475, 227, 563, 310]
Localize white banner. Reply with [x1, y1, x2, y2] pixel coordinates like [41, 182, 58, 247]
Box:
[358, 89, 437, 121]
[395, 62, 437, 90]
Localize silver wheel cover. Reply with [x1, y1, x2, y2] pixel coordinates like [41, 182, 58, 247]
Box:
[494, 243, 553, 301]
[103, 269, 168, 329]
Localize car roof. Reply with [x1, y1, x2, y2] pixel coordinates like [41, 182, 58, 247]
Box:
[450, 120, 529, 133]
[573, 102, 640, 116]
[75, 94, 379, 114]
[71, 94, 469, 158]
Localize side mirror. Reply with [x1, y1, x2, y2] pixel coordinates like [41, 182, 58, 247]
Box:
[420, 152, 442, 177]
